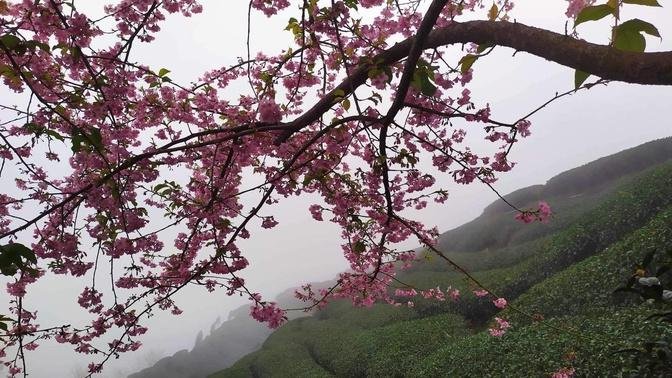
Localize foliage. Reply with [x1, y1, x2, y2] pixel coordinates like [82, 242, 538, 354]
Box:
[411, 308, 672, 377]
[509, 206, 672, 324]
[216, 313, 468, 378]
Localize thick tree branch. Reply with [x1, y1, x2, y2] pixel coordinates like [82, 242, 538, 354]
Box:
[277, 20, 672, 143]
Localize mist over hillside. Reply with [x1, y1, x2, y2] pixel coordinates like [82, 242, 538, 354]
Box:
[212, 137, 672, 377]
[129, 281, 335, 378]
[131, 137, 672, 378]
[438, 137, 672, 253]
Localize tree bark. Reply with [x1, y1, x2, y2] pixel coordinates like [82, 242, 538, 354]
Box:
[277, 20, 672, 142]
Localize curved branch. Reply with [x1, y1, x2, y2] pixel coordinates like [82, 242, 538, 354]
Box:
[277, 20, 672, 142]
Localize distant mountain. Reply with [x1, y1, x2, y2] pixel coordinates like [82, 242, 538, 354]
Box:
[438, 137, 672, 253]
[128, 281, 335, 378]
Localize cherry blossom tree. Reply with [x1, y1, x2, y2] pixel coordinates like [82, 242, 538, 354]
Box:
[0, 0, 669, 375]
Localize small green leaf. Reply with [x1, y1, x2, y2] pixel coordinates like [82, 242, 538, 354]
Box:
[606, 0, 620, 18]
[343, 0, 358, 9]
[459, 54, 478, 74]
[158, 68, 170, 77]
[620, 18, 661, 37]
[476, 43, 494, 54]
[383, 66, 393, 83]
[411, 60, 438, 97]
[612, 19, 657, 52]
[24, 122, 65, 142]
[623, 0, 661, 6]
[342, 98, 351, 111]
[575, 69, 591, 89]
[89, 128, 104, 152]
[0, 34, 21, 50]
[71, 132, 84, 153]
[25, 40, 49, 53]
[613, 30, 645, 52]
[574, 4, 616, 27]
[3, 243, 37, 264]
[353, 240, 366, 254]
[419, 76, 437, 96]
[71, 128, 104, 153]
[0, 243, 37, 276]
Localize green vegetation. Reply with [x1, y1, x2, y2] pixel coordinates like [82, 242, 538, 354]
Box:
[412, 308, 672, 377]
[210, 139, 672, 377]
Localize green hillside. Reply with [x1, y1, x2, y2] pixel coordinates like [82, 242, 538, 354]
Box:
[438, 137, 672, 253]
[207, 138, 672, 377]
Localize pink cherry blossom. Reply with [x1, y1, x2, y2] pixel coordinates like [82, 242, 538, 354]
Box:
[493, 297, 508, 309]
[0, 0, 632, 373]
[488, 317, 511, 337]
[473, 289, 489, 297]
[552, 367, 576, 378]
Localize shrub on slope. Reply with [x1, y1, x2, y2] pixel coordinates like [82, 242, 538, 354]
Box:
[400, 162, 672, 321]
[507, 206, 672, 323]
[410, 308, 672, 377]
[439, 137, 672, 253]
[216, 312, 467, 377]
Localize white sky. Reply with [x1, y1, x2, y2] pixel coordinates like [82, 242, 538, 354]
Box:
[1, 0, 671, 377]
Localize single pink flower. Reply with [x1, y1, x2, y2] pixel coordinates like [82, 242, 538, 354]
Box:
[473, 289, 489, 297]
[493, 297, 507, 309]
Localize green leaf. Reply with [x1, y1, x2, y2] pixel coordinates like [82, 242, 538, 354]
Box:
[623, 0, 661, 6]
[71, 131, 85, 153]
[411, 60, 438, 97]
[285, 17, 302, 38]
[575, 69, 591, 89]
[0, 34, 21, 50]
[613, 31, 645, 52]
[606, 0, 620, 18]
[459, 54, 478, 74]
[0, 243, 37, 276]
[158, 68, 170, 77]
[343, 0, 358, 9]
[353, 240, 366, 254]
[25, 40, 49, 53]
[419, 76, 437, 96]
[24, 122, 65, 142]
[342, 98, 351, 111]
[383, 66, 393, 83]
[333, 88, 345, 98]
[3, 243, 37, 264]
[574, 4, 616, 27]
[612, 19, 660, 52]
[75, 128, 104, 153]
[620, 18, 661, 37]
[476, 43, 494, 54]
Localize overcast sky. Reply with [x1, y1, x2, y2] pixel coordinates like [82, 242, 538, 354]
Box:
[1, 1, 671, 377]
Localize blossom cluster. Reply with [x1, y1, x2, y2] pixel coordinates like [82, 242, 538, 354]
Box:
[0, 0, 572, 374]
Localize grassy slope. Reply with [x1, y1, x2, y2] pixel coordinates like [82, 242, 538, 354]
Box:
[413, 206, 672, 377]
[438, 137, 672, 253]
[212, 141, 672, 377]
